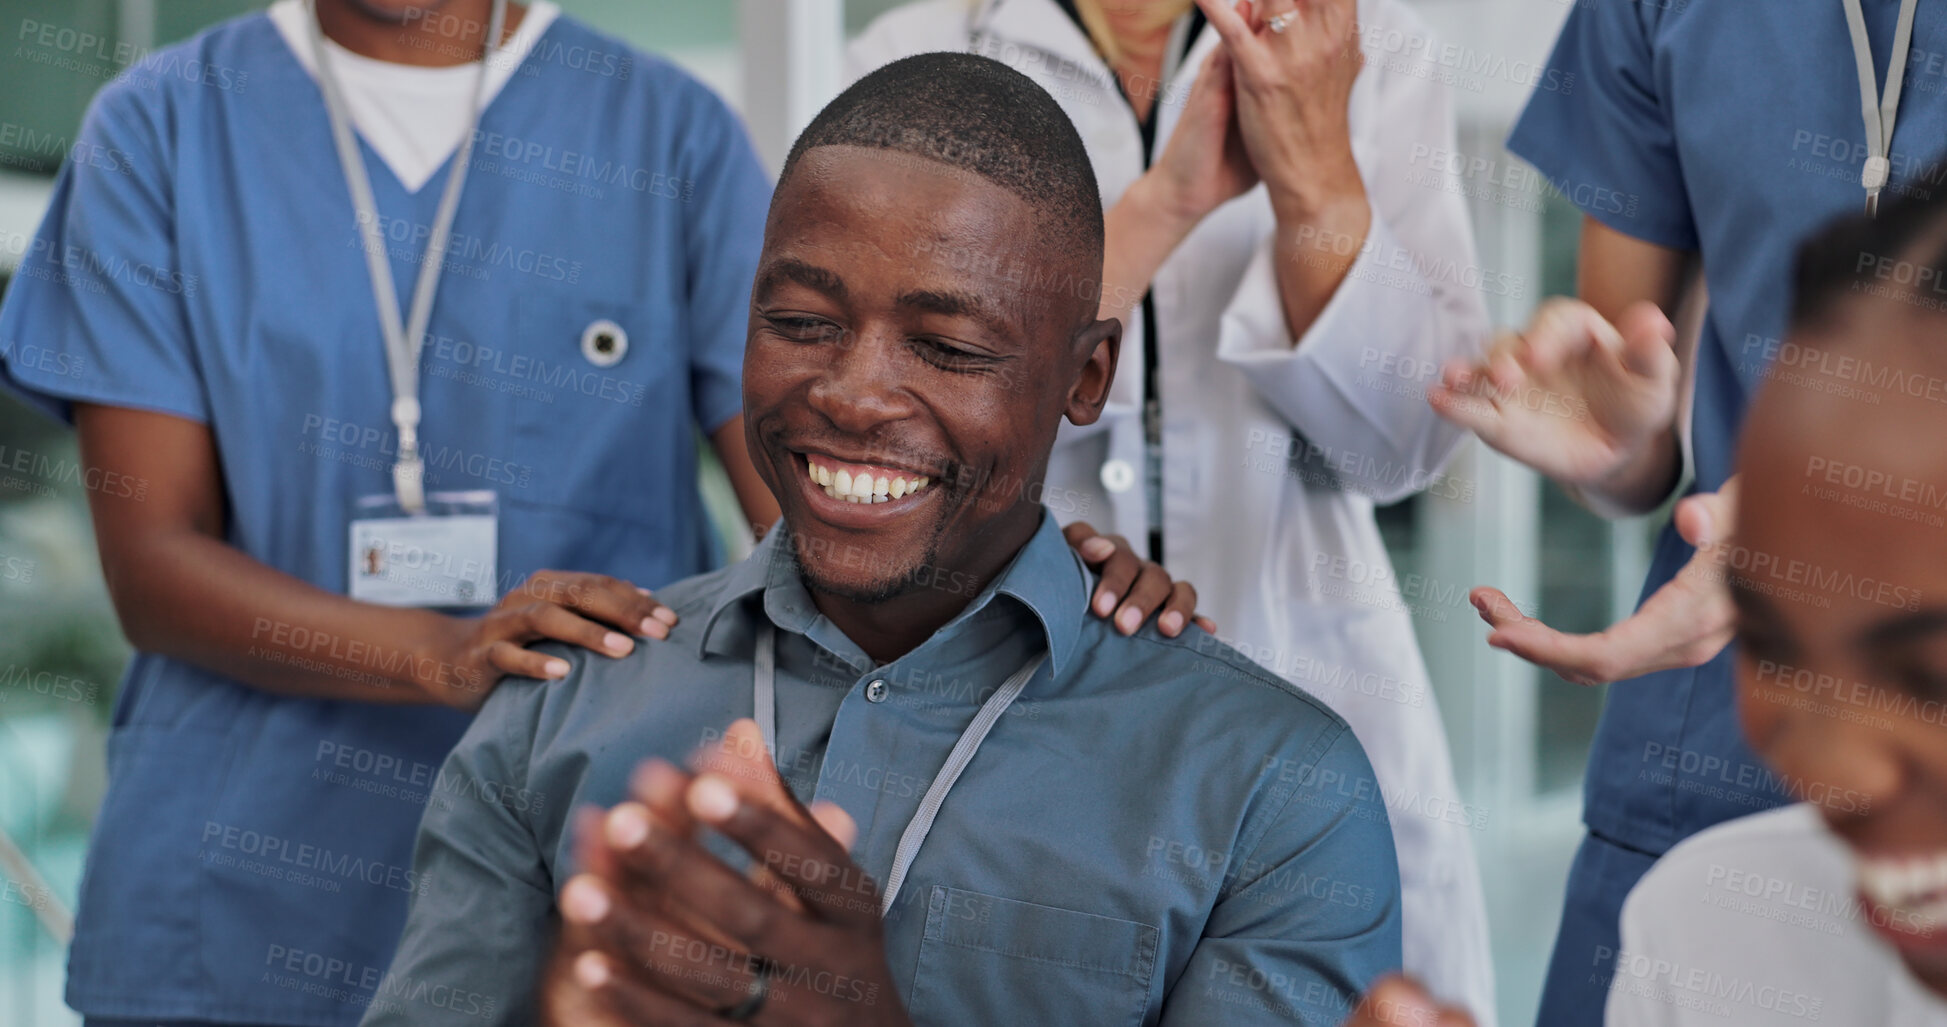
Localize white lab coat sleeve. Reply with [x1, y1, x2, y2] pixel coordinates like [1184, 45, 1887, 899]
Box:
[1214, 2, 1488, 505]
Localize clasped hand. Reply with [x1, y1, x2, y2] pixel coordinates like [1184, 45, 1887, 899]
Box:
[541, 720, 912, 1027]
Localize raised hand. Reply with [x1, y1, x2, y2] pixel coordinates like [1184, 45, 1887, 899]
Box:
[1469, 479, 1739, 687]
[1428, 298, 1681, 493]
[1194, 0, 1366, 219]
[1145, 43, 1259, 227]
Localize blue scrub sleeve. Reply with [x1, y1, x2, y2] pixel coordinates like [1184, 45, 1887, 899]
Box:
[1157, 725, 1403, 1025]
[0, 79, 206, 425]
[678, 88, 769, 435]
[1506, 1, 1699, 252]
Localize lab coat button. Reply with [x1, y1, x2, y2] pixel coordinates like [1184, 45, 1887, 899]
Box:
[581, 319, 628, 367]
[1099, 459, 1135, 493]
[865, 679, 889, 703]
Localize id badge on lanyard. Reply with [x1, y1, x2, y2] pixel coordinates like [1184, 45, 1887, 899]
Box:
[307, 0, 508, 608]
[349, 490, 499, 608]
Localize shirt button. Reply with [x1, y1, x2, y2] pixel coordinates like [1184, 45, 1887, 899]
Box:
[1100, 458, 1135, 493]
[865, 679, 889, 703]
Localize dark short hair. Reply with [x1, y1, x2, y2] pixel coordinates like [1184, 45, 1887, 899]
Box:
[1792, 169, 1947, 328]
[775, 52, 1104, 317]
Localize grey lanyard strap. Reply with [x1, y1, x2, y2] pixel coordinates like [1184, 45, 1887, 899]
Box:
[305, 0, 507, 513]
[1842, 0, 1921, 217]
[752, 622, 1045, 916]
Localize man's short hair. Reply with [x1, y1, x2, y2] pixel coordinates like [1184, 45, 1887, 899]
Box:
[1792, 162, 1947, 330]
[775, 52, 1105, 318]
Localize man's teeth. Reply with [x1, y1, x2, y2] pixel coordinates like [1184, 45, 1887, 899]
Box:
[807, 457, 930, 504]
[1859, 851, 1947, 911]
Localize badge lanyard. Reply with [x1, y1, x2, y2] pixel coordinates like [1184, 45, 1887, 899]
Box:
[1842, 0, 1921, 217]
[751, 622, 1046, 916]
[306, 0, 508, 513]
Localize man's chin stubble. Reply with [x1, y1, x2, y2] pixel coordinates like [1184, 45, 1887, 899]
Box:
[789, 534, 950, 607]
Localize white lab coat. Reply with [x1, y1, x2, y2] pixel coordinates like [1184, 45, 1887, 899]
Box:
[848, 0, 1497, 1018]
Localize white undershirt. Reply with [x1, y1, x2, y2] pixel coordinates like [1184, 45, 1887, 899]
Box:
[267, 0, 560, 192]
[1609, 804, 1947, 1025]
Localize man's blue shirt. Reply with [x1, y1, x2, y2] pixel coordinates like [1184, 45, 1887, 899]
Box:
[368, 513, 1402, 1026]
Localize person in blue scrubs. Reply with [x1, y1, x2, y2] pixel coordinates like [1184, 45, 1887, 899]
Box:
[0, 5, 1197, 1024]
[0, 2, 785, 1023]
[1424, 1, 1947, 1023]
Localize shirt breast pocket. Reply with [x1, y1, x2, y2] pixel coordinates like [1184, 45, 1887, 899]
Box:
[906, 886, 1158, 1027]
[500, 293, 689, 527]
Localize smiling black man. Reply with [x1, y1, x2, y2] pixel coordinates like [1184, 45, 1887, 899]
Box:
[365, 52, 1400, 1027]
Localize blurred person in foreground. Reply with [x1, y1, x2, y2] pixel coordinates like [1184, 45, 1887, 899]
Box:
[1427, 5, 1947, 1019]
[1601, 170, 1947, 1026]
[1345, 173, 1947, 1027]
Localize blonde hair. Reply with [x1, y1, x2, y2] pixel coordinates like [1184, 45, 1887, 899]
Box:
[1072, 0, 1196, 69]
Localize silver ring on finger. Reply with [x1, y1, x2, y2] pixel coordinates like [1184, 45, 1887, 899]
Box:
[1267, 12, 1294, 32]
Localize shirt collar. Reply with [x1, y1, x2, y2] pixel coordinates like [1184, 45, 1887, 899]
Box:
[695, 511, 1088, 679]
[985, 511, 1088, 679]
[694, 523, 790, 660]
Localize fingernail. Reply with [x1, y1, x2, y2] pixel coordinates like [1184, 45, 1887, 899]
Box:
[563, 878, 610, 925]
[544, 658, 570, 679]
[605, 805, 649, 849]
[1160, 611, 1184, 635]
[688, 775, 738, 822]
[1094, 592, 1117, 616]
[653, 607, 680, 625]
[635, 586, 652, 596]
[1117, 607, 1141, 634]
[574, 950, 610, 988]
[604, 632, 632, 655]
[639, 616, 661, 635]
[1081, 538, 1114, 559]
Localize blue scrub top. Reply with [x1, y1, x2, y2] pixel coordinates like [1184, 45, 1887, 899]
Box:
[0, 12, 769, 1024]
[1509, 2, 1947, 854]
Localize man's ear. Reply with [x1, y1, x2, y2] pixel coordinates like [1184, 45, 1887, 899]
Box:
[1063, 316, 1122, 427]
